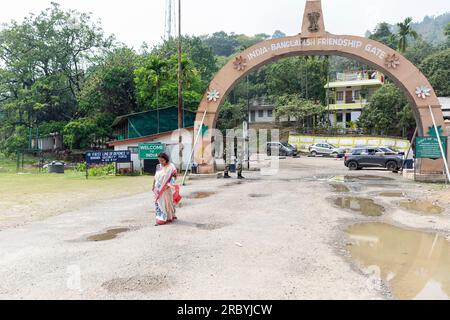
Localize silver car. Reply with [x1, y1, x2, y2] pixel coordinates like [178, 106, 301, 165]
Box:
[309, 143, 345, 158]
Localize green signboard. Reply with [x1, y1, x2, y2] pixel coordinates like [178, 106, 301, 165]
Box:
[138, 143, 165, 160]
[416, 137, 447, 159]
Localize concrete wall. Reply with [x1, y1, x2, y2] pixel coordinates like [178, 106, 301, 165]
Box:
[249, 109, 275, 123]
[289, 135, 411, 153]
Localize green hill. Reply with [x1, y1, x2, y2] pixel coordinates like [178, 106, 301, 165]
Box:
[412, 13, 450, 45]
[366, 13, 450, 45]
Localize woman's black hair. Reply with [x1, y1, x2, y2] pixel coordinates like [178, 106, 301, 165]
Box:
[158, 152, 170, 163]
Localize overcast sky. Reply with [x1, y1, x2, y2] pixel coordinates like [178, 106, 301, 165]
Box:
[0, 0, 449, 49]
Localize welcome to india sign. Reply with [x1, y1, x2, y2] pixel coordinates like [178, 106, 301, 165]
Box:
[138, 143, 165, 160]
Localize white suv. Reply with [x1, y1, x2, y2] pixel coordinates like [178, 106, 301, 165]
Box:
[309, 143, 345, 158]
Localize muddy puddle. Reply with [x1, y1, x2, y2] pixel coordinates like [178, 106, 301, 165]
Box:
[223, 181, 245, 187]
[87, 228, 129, 242]
[399, 200, 445, 215]
[189, 192, 216, 199]
[379, 192, 405, 198]
[102, 275, 169, 294]
[332, 175, 395, 183]
[330, 184, 350, 193]
[346, 223, 450, 300]
[195, 222, 229, 231]
[334, 197, 385, 216]
[249, 194, 270, 198]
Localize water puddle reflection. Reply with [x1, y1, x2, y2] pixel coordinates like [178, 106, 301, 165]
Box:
[347, 223, 450, 300]
[334, 197, 385, 216]
[399, 200, 445, 215]
[379, 192, 405, 198]
[330, 184, 350, 193]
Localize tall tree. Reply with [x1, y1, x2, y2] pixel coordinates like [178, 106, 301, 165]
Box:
[404, 37, 436, 66]
[358, 83, 415, 136]
[396, 17, 419, 53]
[275, 94, 325, 131]
[0, 2, 112, 153]
[368, 22, 397, 48]
[266, 57, 328, 103]
[272, 30, 286, 39]
[445, 23, 450, 47]
[420, 49, 450, 97]
[79, 47, 140, 117]
[201, 31, 240, 57]
[152, 36, 218, 85]
[134, 54, 203, 111]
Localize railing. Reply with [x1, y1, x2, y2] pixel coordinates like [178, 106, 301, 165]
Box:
[335, 71, 381, 82]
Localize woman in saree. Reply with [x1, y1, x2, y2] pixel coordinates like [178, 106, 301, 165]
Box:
[152, 153, 182, 226]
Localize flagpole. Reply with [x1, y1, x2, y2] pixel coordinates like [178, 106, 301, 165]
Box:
[177, 0, 183, 172]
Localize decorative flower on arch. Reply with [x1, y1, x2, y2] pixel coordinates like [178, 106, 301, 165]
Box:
[233, 56, 247, 71]
[385, 54, 400, 69]
[415, 85, 432, 100]
[207, 89, 220, 102]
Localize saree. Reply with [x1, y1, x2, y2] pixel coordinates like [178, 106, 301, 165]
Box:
[154, 163, 182, 225]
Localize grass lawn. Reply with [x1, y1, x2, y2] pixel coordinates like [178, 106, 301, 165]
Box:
[0, 156, 153, 229]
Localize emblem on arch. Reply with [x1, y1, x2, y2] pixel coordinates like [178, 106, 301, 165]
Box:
[307, 12, 321, 33]
[415, 85, 432, 100]
[385, 53, 400, 69]
[233, 56, 247, 71]
[207, 89, 220, 102]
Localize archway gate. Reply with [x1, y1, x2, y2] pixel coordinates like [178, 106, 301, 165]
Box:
[193, 0, 446, 180]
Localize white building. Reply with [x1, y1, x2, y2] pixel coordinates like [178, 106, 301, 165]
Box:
[31, 133, 63, 151]
[439, 97, 450, 120]
[109, 107, 195, 173]
[248, 97, 275, 123]
[324, 70, 385, 128]
[109, 129, 194, 173]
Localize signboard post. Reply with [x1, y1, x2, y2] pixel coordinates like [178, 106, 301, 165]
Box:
[138, 143, 165, 160]
[416, 137, 447, 159]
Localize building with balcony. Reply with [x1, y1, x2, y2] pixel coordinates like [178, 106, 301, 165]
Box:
[248, 97, 275, 123]
[325, 71, 385, 128]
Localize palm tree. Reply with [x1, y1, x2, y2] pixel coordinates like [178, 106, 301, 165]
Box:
[396, 17, 419, 53]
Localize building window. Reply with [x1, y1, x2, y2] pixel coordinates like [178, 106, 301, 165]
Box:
[346, 113, 352, 123]
[267, 109, 273, 118]
[336, 92, 344, 101]
[354, 90, 361, 100]
[258, 110, 264, 118]
[250, 111, 256, 122]
[337, 113, 343, 123]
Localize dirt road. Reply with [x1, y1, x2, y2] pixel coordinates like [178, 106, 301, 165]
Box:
[0, 157, 449, 300]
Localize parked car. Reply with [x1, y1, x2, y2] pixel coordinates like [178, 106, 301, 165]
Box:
[309, 143, 346, 158]
[344, 147, 403, 172]
[378, 146, 405, 156]
[267, 142, 298, 157]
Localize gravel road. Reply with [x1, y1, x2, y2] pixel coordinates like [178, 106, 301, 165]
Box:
[0, 157, 448, 299]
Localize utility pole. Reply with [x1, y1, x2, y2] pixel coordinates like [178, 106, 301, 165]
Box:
[246, 75, 250, 169]
[177, 0, 183, 172]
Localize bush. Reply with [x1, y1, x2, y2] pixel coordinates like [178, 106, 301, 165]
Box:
[0, 125, 29, 156]
[75, 163, 115, 176]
